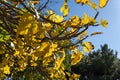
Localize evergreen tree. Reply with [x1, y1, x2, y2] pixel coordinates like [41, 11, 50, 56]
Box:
[72, 44, 120, 80]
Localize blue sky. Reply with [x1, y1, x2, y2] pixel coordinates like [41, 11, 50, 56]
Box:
[52, 0, 120, 57]
[68, 0, 120, 57]
[88, 0, 120, 57]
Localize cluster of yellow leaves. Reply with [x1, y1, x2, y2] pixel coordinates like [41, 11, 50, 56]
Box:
[1, 13, 107, 80]
[0, 54, 14, 79]
[75, 0, 98, 10]
[71, 51, 83, 65]
[82, 13, 96, 25]
[17, 13, 42, 36]
[0, 0, 109, 79]
[47, 10, 64, 23]
[9, 13, 68, 79]
[13, 49, 28, 71]
[0, 65, 10, 78]
[70, 16, 82, 27]
[75, 0, 108, 10]
[49, 64, 66, 79]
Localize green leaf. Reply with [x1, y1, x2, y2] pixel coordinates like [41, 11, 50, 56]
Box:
[0, 27, 10, 42]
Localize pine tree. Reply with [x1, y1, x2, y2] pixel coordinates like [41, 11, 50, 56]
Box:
[72, 44, 120, 80]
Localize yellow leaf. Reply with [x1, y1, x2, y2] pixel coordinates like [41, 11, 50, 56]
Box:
[20, 13, 35, 22]
[44, 43, 57, 58]
[65, 72, 71, 77]
[34, 42, 50, 57]
[100, 19, 108, 28]
[90, 32, 103, 36]
[16, 13, 35, 37]
[32, 0, 40, 5]
[81, 0, 90, 4]
[82, 13, 89, 24]
[18, 60, 27, 71]
[83, 42, 94, 53]
[63, 20, 71, 28]
[3, 65, 10, 75]
[75, 0, 90, 4]
[99, 0, 108, 8]
[71, 52, 83, 65]
[79, 31, 88, 40]
[32, 21, 39, 34]
[47, 10, 54, 15]
[30, 61, 37, 67]
[42, 57, 53, 66]
[60, 3, 69, 17]
[31, 54, 38, 61]
[54, 15, 64, 23]
[70, 28, 76, 33]
[70, 16, 81, 26]
[71, 73, 80, 80]
[45, 22, 52, 28]
[54, 50, 65, 70]
[35, 27, 46, 39]
[9, 61, 14, 67]
[87, 1, 98, 10]
[66, 72, 80, 80]
[14, 50, 19, 57]
[47, 10, 63, 23]
[75, 0, 81, 4]
[19, 28, 29, 35]
[82, 13, 96, 25]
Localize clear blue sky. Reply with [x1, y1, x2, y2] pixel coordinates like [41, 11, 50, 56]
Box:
[88, 0, 120, 57]
[52, 0, 120, 57]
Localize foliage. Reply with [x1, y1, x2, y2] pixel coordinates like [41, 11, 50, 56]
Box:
[0, 0, 108, 79]
[72, 44, 120, 80]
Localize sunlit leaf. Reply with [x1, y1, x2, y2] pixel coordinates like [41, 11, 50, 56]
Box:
[100, 19, 108, 28]
[63, 20, 71, 28]
[99, 0, 108, 8]
[79, 31, 88, 40]
[71, 73, 80, 80]
[70, 16, 81, 26]
[71, 52, 83, 65]
[83, 42, 94, 53]
[32, 0, 40, 5]
[90, 32, 103, 36]
[3, 65, 10, 75]
[87, 1, 98, 10]
[54, 15, 64, 23]
[75, 0, 81, 4]
[60, 3, 69, 17]
[54, 51, 65, 70]
[82, 13, 96, 25]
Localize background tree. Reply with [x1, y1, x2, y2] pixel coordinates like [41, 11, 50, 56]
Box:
[0, 0, 108, 79]
[72, 44, 120, 80]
